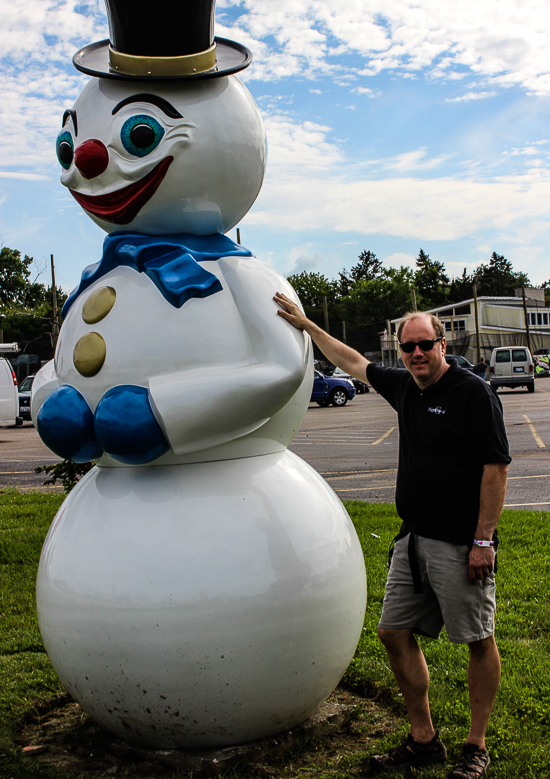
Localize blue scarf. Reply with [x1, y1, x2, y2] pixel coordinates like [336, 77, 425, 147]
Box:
[62, 232, 252, 319]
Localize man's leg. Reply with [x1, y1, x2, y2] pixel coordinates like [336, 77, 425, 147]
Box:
[466, 635, 500, 748]
[377, 627, 435, 742]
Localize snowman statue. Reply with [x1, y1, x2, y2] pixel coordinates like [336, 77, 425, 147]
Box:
[32, 0, 367, 749]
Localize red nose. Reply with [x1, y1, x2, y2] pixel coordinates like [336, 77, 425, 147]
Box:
[74, 139, 109, 180]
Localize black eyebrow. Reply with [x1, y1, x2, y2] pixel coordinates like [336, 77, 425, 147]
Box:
[62, 109, 78, 136]
[111, 94, 183, 119]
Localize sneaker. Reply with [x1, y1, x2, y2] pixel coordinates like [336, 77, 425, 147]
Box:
[370, 731, 447, 772]
[449, 743, 491, 778]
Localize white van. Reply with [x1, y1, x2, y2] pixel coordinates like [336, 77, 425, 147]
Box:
[489, 346, 534, 393]
[0, 356, 20, 426]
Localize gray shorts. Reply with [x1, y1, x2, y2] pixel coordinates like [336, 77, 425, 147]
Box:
[378, 534, 496, 644]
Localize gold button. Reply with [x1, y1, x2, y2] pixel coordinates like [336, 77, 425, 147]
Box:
[82, 286, 116, 324]
[73, 332, 106, 377]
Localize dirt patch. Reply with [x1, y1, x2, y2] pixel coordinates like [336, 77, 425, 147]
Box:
[18, 687, 399, 777]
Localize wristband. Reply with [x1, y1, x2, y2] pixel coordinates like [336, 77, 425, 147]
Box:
[473, 539, 494, 548]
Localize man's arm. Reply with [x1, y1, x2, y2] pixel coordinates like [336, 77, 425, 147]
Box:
[274, 291, 370, 383]
[468, 462, 509, 583]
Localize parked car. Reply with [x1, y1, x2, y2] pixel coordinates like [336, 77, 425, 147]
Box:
[311, 370, 356, 407]
[445, 354, 475, 372]
[0, 357, 22, 427]
[489, 347, 534, 392]
[18, 374, 36, 421]
[332, 366, 370, 393]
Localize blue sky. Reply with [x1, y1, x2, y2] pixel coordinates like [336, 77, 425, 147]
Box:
[1, 0, 550, 294]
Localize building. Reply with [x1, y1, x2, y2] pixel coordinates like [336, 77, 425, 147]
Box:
[381, 289, 550, 366]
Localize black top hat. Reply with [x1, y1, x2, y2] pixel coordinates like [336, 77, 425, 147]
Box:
[73, 0, 252, 81]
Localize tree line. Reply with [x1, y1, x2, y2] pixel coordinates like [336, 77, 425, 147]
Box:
[1, 243, 548, 358]
[288, 249, 549, 331]
[0, 247, 67, 359]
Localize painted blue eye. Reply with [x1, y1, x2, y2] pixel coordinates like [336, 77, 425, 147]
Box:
[120, 115, 165, 157]
[56, 130, 74, 170]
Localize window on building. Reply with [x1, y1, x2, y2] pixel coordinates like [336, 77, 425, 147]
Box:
[444, 321, 452, 332]
[454, 304, 471, 315]
[453, 320, 466, 331]
[544, 313, 549, 325]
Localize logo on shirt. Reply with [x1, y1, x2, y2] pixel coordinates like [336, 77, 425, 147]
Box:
[428, 406, 446, 415]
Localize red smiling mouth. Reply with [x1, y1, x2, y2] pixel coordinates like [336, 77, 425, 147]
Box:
[69, 156, 174, 225]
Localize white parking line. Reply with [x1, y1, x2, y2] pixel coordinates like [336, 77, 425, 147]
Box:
[522, 414, 546, 448]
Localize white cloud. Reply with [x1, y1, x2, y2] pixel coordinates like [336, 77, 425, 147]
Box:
[263, 115, 345, 169]
[0, 172, 50, 180]
[220, 1, 550, 94]
[445, 91, 497, 102]
[250, 165, 550, 245]
[351, 86, 378, 96]
[384, 251, 416, 271]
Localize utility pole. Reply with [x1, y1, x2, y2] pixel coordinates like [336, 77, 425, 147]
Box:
[521, 286, 532, 354]
[342, 320, 346, 344]
[236, 227, 241, 245]
[323, 295, 329, 333]
[473, 283, 481, 363]
[411, 288, 417, 312]
[51, 254, 60, 350]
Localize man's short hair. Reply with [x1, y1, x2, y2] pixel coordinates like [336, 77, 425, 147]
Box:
[397, 312, 445, 342]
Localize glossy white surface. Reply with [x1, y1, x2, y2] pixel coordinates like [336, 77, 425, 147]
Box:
[51, 260, 311, 463]
[60, 76, 266, 236]
[37, 452, 367, 748]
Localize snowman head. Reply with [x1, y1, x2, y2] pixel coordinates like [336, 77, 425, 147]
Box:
[57, 77, 266, 235]
[56, 0, 265, 236]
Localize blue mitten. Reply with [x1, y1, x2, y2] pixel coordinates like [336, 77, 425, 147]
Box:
[36, 385, 103, 463]
[94, 385, 170, 464]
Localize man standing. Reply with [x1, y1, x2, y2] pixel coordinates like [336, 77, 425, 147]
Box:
[274, 292, 510, 779]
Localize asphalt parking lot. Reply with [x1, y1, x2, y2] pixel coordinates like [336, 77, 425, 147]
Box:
[1, 377, 549, 509]
[289, 377, 550, 509]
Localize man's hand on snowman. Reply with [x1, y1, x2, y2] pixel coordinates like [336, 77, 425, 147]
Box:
[274, 292, 310, 331]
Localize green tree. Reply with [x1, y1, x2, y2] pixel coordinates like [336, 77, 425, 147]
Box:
[473, 252, 530, 296]
[286, 271, 339, 328]
[414, 248, 449, 309]
[0, 246, 66, 358]
[542, 280, 550, 307]
[349, 250, 383, 283]
[0, 247, 34, 307]
[338, 250, 383, 296]
[448, 268, 473, 303]
[340, 266, 415, 327]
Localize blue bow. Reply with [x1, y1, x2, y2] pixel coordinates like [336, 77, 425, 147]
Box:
[62, 232, 252, 318]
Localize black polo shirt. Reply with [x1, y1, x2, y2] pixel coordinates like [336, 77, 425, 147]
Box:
[366, 361, 511, 546]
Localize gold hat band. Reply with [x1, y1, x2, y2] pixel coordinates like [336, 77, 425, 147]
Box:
[109, 43, 217, 77]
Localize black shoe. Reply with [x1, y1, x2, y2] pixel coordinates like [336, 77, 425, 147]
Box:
[449, 743, 491, 778]
[370, 731, 447, 772]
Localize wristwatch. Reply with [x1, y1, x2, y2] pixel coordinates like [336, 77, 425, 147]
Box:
[473, 539, 494, 548]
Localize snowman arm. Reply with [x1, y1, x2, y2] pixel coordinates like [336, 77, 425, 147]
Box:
[148, 257, 310, 456]
[218, 256, 308, 370]
[30, 360, 61, 422]
[149, 359, 306, 455]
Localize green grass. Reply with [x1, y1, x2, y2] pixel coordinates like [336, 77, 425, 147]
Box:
[1, 490, 550, 777]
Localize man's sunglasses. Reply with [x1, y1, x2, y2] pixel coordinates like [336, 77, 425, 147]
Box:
[398, 336, 442, 353]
